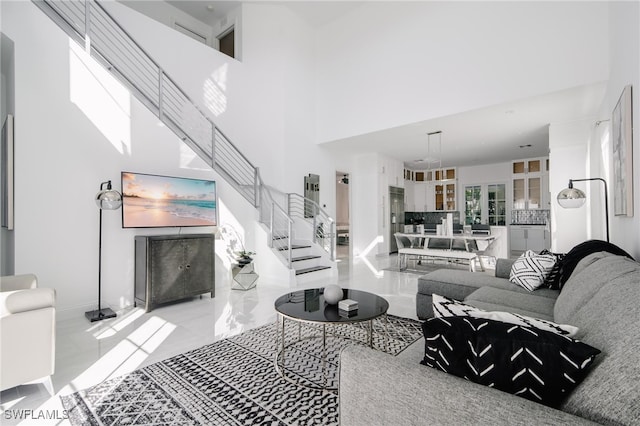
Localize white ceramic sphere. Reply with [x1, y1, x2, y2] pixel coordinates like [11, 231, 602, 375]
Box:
[323, 285, 343, 305]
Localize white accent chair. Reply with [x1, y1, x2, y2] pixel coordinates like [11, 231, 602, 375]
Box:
[467, 237, 500, 271]
[0, 274, 56, 394]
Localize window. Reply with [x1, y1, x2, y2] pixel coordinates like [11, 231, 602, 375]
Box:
[465, 185, 482, 225]
[488, 184, 506, 226]
[465, 183, 507, 226]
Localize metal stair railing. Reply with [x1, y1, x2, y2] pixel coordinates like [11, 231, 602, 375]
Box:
[33, 0, 259, 205]
[256, 173, 293, 268]
[32, 0, 335, 268]
[287, 194, 336, 261]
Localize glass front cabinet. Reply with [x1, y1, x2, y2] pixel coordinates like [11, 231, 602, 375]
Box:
[434, 168, 456, 211]
[512, 158, 549, 210]
[404, 167, 456, 211]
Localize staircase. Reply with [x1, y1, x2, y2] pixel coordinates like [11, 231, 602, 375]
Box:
[32, 0, 336, 284]
[279, 191, 334, 282]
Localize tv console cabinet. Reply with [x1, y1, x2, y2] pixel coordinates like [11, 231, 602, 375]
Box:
[135, 234, 215, 312]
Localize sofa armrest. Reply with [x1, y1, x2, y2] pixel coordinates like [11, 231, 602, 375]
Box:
[0, 274, 38, 292]
[0, 288, 55, 316]
[339, 345, 597, 426]
[495, 258, 515, 279]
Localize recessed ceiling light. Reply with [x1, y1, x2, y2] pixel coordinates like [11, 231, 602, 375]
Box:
[206, 5, 215, 12]
[519, 144, 532, 148]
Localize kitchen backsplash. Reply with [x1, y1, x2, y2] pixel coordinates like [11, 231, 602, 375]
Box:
[511, 209, 550, 225]
[405, 211, 461, 225]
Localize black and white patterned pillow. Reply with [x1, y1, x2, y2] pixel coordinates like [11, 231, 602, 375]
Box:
[432, 294, 578, 337]
[421, 316, 600, 407]
[509, 250, 557, 291]
[539, 249, 565, 289]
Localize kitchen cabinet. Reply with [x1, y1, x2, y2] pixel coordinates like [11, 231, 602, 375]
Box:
[413, 182, 430, 211]
[434, 168, 456, 211]
[435, 182, 456, 211]
[510, 225, 549, 257]
[404, 167, 456, 211]
[512, 158, 549, 209]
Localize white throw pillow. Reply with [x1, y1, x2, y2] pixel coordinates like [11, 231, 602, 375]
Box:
[432, 294, 579, 337]
[509, 250, 557, 291]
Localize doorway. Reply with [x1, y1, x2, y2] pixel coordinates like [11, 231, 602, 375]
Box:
[218, 28, 235, 59]
[336, 172, 350, 258]
[389, 186, 405, 253]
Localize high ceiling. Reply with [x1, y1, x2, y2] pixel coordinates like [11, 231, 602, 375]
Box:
[321, 82, 607, 168]
[128, 1, 608, 169]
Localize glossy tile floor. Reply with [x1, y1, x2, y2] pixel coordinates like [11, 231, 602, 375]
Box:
[0, 246, 420, 425]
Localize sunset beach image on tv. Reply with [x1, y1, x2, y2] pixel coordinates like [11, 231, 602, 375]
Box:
[122, 172, 217, 228]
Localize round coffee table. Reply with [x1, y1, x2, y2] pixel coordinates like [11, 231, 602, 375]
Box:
[274, 288, 389, 390]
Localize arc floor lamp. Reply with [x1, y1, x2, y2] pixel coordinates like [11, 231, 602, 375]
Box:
[557, 178, 609, 242]
[85, 180, 122, 322]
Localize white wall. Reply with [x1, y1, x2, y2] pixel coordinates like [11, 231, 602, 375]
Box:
[555, 1, 640, 259]
[597, 1, 640, 259]
[315, 1, 609, 144]
[351, 153, 381, 257]
[104, 0, 616, 261]
[350, 153, 404, 257]
[105, 2, 286, 189]
[106, 2, 337, 216]
[1, 2, 274, 314]
[458, 162, 512, 188]
[549, 119, 593, 252]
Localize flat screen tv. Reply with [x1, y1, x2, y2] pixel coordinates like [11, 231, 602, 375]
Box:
[121, 172, 217, 228]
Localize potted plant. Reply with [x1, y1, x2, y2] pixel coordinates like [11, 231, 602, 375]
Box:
[235, 250, 256, 266]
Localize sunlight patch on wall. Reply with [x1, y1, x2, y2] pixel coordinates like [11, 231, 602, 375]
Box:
[358, 235, 383, 257]
[204, 63, 228, 117]
[69, 40, 131, 155]
[218, 200, 246, 243]
[180, 143, 210, 171]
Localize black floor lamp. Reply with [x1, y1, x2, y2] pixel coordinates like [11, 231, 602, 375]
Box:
[85, 180, 122, 322]
[557, 178, 609, 242]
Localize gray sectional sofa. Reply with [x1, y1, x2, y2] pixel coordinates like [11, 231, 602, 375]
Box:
[339, 251, 640, 425]
[415, 257, 559, 320]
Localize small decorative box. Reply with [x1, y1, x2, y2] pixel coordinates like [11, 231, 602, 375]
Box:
[339, 308, 358, 318]
[338, 299, 358, 311]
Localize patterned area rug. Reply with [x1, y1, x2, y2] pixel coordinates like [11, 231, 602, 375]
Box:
[61, 315, 422, 425]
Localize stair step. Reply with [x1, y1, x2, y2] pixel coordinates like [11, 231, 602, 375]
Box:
[278, 244, 312, 251]
[272, 235, 289, 241]
[295, 265, 332, 275]
[292, 255, 322, 262]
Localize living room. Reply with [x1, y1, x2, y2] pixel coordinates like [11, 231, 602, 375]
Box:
[1, 1, 639, 424]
